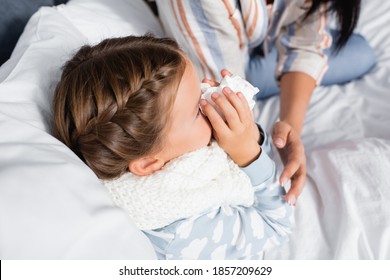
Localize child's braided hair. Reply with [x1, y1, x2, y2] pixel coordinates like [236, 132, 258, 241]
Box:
[53, 35, 186, 179]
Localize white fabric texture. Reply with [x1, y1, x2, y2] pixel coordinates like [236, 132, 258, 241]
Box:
[103, 142, 254, 230]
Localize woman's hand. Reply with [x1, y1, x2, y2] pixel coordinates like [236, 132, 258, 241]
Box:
[200, 87, 261, 167]
[272, 121, 306, 205]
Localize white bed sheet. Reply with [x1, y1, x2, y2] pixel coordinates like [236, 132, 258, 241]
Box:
[259, 0, 390, 259]
[0, 0, 389, 259]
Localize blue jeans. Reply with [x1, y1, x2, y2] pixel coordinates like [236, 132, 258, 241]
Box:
[246, 30, 376, 99]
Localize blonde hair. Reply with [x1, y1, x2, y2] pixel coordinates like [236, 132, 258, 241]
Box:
[53, 35, 186, 179]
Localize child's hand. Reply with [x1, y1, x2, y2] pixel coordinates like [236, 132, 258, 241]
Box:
[200, 86, 260, 167]
[202, 69, 232, 86]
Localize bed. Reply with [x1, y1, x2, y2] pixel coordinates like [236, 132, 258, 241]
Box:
[0, 0, 389, 259]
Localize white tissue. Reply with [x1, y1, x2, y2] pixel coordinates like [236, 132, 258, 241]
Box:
[201, 75, 259, 118]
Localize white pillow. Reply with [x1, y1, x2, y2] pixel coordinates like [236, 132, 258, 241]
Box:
[0, 0, 162, 259]
[59, 0, 163, 45]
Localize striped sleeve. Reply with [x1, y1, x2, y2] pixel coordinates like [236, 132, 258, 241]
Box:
[275, 2, 332, 84]
[155, 0, 267, 81]
[239, 0, 268, 48]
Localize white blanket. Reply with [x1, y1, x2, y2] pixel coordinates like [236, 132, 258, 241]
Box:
[259, 0, 390, 259]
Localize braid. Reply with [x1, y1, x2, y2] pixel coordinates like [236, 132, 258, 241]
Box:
[53, 35, 186, 179]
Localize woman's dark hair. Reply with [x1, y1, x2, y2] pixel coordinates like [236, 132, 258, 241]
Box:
[306, 0, 361, 50]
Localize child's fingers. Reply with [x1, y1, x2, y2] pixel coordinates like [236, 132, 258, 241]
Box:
[202, 78, 219, 87]
[200, 99, 230, 136]
[221, 69, 232, 78]
[222, 87, 252, 124]
[210, 92, 241, 130]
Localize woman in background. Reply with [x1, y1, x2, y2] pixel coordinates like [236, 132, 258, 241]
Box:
[154, 0, 376, 204]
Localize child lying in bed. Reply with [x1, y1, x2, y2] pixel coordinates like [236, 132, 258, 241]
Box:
[52, 35, 293, 259]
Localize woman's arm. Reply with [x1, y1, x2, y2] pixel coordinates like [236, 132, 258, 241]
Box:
[279, 72, 316, 135]
[271, 2, 331, 203]
[273, 72, 310, 204]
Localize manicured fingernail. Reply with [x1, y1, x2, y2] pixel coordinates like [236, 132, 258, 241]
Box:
[287, 195, 296, 206]
[211, 92, 220, 99]
[200, 99, 207, 106]
[275, 138, 284, 147]
[223, 87, 232, 94]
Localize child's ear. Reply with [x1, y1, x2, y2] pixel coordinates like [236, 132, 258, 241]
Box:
[128, 157, 165, 176]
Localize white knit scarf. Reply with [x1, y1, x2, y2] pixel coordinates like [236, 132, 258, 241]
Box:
[102, 141, 254, 230]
